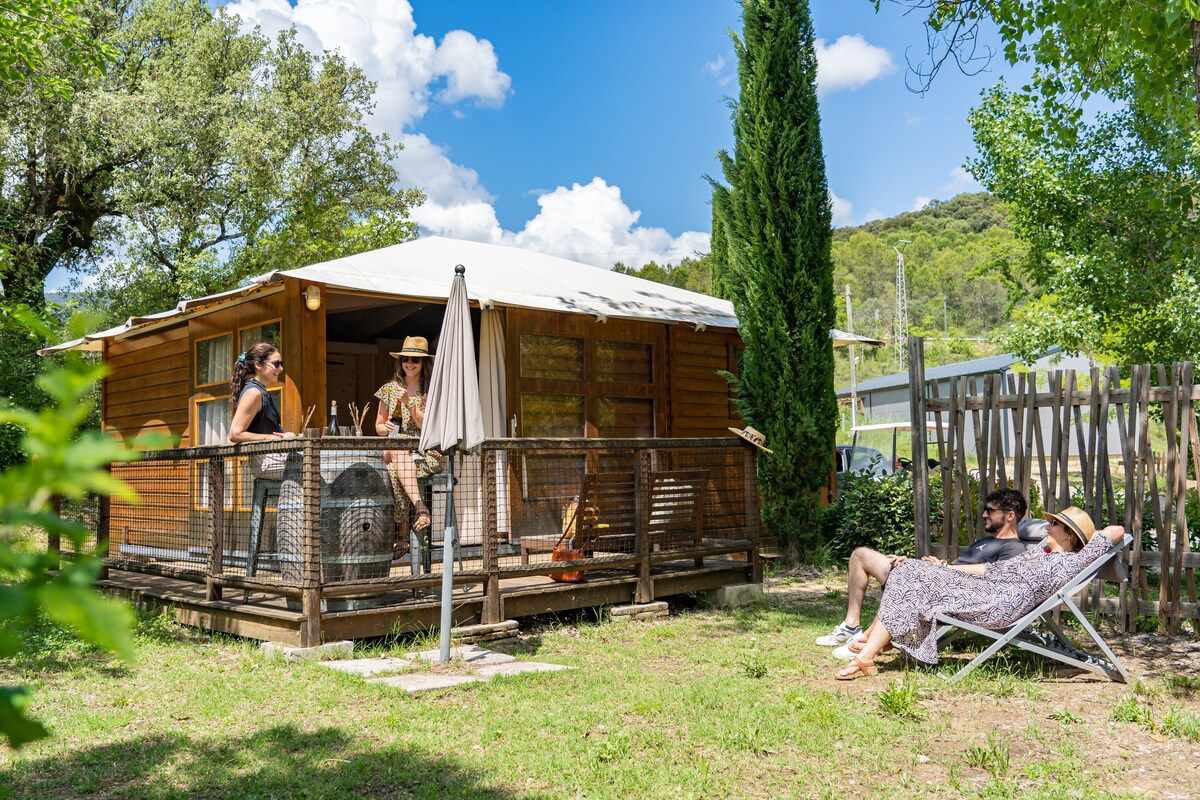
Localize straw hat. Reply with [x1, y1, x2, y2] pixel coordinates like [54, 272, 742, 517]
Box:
[1043, 506, 1095, 548]
[728, 425, 773, 453]
[389, 336, 432, 358]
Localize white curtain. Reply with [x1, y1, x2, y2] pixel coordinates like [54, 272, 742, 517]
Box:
[479, 307, 509, 531]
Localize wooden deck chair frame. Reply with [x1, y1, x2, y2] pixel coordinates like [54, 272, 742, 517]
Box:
[934, 534, 1133, 684]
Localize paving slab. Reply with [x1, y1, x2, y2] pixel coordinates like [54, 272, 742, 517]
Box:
[406, 645, 515, 666]
[367, 673, 485, 693]
[261, 640, 354, 661]
[476, 661, 574, 678]
[320, 656, 414, 677]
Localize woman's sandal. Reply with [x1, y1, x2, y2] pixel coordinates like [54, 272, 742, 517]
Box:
[413, 511, 431, 533]
[835, 656, 878, 681]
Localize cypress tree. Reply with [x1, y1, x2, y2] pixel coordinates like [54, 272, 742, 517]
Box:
[711, 0, 835, 559]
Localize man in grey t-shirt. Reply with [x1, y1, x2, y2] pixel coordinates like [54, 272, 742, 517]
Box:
[815, 488, 1031, 648]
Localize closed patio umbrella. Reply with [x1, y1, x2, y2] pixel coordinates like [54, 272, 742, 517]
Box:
[421, 264, 486, 662]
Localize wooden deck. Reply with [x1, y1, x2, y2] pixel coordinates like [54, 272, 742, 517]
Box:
[99, 556, 754, 646]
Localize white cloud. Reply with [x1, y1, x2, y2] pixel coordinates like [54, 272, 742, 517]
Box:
[223, 0, 510, 130]
[225, 0, 703, 270]
[941, 166, 981, 194]
[702, 53, 733, 87]
[815, 35, 894, 95]
[513, 178, 709, 269]
[861, 209, 885, 223]
[910, 196, 932, 212]
[830, 191, 855, 227]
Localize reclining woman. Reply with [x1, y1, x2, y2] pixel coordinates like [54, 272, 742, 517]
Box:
[836, 506, 1125, 680]
[374, 336, 446, 555]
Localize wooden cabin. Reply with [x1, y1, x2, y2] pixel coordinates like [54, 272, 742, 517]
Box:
[44, 237, 761, 644]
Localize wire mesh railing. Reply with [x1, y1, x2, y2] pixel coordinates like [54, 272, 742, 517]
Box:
[87, 437, 760, 617]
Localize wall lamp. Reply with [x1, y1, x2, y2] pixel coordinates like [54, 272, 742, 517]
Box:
[304, 285, 322, 311]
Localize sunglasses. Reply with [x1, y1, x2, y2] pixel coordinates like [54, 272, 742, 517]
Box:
[400, 356, 423, 364]
[264, 359, 283, 370]
[982, 506, 1003, 515]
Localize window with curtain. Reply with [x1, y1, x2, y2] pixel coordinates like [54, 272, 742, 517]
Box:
[196, 334, 232, 387]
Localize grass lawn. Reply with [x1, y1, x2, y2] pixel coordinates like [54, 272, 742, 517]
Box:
[3, 570, 1199, 800]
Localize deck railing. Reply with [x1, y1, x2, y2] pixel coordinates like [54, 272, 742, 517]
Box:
[85, 436, 760, 638]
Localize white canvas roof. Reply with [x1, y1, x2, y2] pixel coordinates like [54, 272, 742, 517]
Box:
[41, 236, 738, 353]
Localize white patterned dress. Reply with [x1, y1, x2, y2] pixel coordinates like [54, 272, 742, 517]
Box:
[877, 533, 1114, 664]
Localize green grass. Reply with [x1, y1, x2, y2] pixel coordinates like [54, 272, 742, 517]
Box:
[0, 586, 1189, 800]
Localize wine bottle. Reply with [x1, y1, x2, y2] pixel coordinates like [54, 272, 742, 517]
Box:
[327, 400, 339, 435]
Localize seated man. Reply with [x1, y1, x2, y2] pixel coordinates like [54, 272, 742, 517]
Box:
[816, 487, 1031, 649]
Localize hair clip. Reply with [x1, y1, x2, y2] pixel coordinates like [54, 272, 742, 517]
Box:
[237, 352, 247, 363]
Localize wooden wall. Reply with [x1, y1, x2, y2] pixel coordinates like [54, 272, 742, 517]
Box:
[666, 325, 743, 437]
[104, 325, 190, 445]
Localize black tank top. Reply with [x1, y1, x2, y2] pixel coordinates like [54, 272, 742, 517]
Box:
[239, 380, 282, 435]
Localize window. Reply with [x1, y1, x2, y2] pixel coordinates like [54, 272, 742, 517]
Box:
[596, 340, 652, 383]
[195, 334, 232, 387]
[240, 321, 281, 354]
[520, 334, 584, 381]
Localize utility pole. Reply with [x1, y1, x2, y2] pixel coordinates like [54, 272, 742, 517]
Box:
[892, 240, 911, 371]
[845, 284, 858, 430]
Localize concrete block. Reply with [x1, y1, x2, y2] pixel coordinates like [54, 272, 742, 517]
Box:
[477, 661, 573, 678]
[609, 601, 669, 622]
[406, 645, 515, 666]
[261, 640, 354, 662]
[450, 620, 520, 646]
[368, 673, 484, 693]
[319, 656, 413, 677]
[700, 583, 765, 608]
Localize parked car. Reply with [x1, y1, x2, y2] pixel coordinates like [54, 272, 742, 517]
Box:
[835, 444, 893, 478]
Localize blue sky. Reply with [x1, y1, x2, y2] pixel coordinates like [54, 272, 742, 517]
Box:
[214, 1, 1019, 268]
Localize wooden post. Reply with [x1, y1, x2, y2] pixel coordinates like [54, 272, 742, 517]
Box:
[96, 466, 110, 581]
[206, 455, 225, 601]
[300, 440, 322, 647]
[481, 447, 501, 624]
[47, 495, 62, 557]
[634, 449, 653, 603]
[908, 336, 930, 558]
[745, 445, 763, 583]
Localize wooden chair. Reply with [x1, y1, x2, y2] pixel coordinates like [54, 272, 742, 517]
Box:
[519, 471, 637, 563]
[935, 534, 1133, 683]
[646, 469, 708, 566]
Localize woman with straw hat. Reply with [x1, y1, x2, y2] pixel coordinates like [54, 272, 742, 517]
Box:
[374, 336, 446, 552]
[835, 505, 1125, 680]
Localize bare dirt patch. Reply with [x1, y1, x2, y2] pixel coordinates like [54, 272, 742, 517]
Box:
[767, 571, 1200, 799]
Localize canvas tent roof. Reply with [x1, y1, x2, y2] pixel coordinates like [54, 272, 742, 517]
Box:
[41, 236, 741, 354]
[40, 235, 882, 355]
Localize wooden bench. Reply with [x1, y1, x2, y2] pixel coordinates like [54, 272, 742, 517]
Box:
[519, 469, 708, 565]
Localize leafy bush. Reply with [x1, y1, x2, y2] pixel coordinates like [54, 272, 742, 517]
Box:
[823, 472, 920, 561]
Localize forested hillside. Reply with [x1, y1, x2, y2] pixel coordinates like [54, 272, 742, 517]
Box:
[831, 191, 1019, 388]
[613, 192, 1020, 390]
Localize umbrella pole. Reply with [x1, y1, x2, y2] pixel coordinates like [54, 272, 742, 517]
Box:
[439, 449, 457, 663]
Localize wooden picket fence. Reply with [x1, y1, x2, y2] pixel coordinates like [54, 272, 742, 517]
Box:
[906, 338, 1199, 634]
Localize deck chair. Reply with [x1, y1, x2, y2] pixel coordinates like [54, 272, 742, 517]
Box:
[935, 534, 1132, 684]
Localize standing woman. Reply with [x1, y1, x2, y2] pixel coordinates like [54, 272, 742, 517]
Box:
[374, 336, 446, 541]
[229, 343, 296, 478]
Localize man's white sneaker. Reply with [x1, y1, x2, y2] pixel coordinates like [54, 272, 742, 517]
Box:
[815, 622, 861, 646]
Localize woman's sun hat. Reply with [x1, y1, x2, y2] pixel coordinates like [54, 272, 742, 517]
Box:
[728, 425, 773, 453]
[1043, 506, 1096, 548]
[389, 336, 432, 359]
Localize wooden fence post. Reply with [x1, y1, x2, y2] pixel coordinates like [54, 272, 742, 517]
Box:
[206, 455, 225, 601]
[635, 449, 653, 603]
[908, 336, 930, 558]
[300, 441, 322, 647]
[481, 447, 501, 624]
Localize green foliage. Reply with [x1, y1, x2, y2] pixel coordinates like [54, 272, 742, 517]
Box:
[877, 679, 924, 720]
[823, 472, 927, 561]
[831, 192, 1015, 386]
[711, 0, 836, 559]
[964, 733, 1011, 777]
[0, 306, 139, 748]
[1111, 695, 1155, 728]
[1, 0, 421, 316]
[0, 0, 113, 96]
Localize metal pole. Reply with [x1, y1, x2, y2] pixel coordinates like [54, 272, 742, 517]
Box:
[845, 284, 858, 431]
[438, 449, 457, 663]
